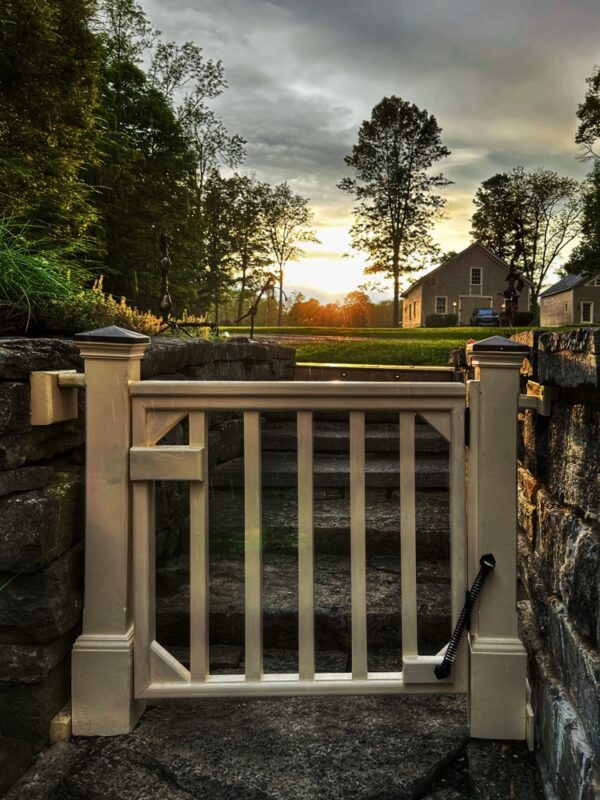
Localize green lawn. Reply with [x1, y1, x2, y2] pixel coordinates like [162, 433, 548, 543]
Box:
[227, 325, 527, 341]
[224, 325, 541, 366]
[294, 339, 463, 366]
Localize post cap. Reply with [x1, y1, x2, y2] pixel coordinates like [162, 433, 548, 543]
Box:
[470, 335, 529, 353]
[74, 326, 151, 345]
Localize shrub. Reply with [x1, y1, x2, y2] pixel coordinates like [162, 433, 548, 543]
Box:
[425, 313, 458, 327]
[39, 279, 163, 336]
[39, 278, 214, 338]
[512, 311, 535, 326]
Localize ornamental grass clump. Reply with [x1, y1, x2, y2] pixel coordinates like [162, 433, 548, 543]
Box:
[0, 220, 163, 336]
[0, 217, 87, 331]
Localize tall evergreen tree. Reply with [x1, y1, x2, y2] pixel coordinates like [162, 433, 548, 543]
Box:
[89, 0, 198, 309]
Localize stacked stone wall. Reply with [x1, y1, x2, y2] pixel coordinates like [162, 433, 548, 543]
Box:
[0, 336, 293, 791]
[515, 329, 600, 799]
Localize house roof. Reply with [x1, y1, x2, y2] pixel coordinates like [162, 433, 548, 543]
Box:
[540, 273, 599, 298]
[401, 242, 532, 298]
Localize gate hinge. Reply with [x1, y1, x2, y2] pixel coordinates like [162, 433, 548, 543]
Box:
[464, 406, 471, 447]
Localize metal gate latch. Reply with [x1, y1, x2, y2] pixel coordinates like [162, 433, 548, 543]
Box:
[434, 553, 496, 679]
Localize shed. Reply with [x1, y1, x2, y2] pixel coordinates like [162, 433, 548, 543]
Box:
[539, 272, 600, 326]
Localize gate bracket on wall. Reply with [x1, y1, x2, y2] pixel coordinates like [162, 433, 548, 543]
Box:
[518, 381, 557, 416]
[30, 370, 85, 426]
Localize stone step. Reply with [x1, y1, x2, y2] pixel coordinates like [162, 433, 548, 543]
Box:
[155, 553, 452, 655]
[261, 422, 448, 454]
[211, 452, 449, 489]
[208, 488, 450, 559]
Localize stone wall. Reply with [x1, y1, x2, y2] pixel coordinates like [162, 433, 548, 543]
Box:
[0, 335, 294, 792]
[516, 329, 600, 799]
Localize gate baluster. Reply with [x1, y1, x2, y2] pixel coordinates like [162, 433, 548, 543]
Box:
[244, 411, 263, 681]
[350, 412, 367, 680]
[400, 412, 417, 662]
[297, 411, 315, 681]
[190, 411, 209, 682]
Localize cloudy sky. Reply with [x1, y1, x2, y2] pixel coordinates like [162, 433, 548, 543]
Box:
[144, 0, 598, 300]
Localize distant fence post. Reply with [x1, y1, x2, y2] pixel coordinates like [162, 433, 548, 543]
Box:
[71, 326, 150, 736]
[467, 335, 529, 740]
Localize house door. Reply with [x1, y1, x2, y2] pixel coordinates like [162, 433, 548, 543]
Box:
[458, 295, 492, 325]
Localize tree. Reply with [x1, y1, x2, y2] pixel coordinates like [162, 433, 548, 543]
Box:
[342, 290, 373, 327]
[471, 167, 583, 306]
[0, 0, 100, 250]
[576, 66, 600, 160]
[566, 69, 600, 274]
[564, 161, 600, 274]
[198, 171, 236, 325]
[89, 0, 197, 308]
[89, 0, 245, 315]
[228, 175, 271, 320]
[151, 39, 246, 205]
[261, 183, 318, 325]
[339, 96, 451, 326]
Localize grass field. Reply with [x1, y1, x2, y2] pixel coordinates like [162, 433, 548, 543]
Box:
[224, 325, 540, 366]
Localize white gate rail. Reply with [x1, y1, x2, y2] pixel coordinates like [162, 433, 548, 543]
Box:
[29, 327, 529, 740]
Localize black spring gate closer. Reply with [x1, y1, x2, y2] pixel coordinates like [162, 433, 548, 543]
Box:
[434, 553, 496, 680]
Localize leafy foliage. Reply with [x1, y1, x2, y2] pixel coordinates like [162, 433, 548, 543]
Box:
[565, 161, 600, 276]
[261, 182, 319, 325]
[471, 166, 582, 303]
[0, 0, 100, 249]
[40, 279, 164, 335]
[576, 66, 600, 160]
[0, 0, 318, 335]
[339, 96, 451, 326]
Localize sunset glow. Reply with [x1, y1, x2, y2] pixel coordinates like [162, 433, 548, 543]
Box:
[143, 0, 594, 300]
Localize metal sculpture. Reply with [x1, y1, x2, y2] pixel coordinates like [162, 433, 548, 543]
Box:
[157, 232, 216, 336]
[234, 275, 278, 338]
[501, 263, 525, 326]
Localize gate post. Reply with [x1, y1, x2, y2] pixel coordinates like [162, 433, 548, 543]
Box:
[467, 335, 529, 740]
[71, 326, 150, 736]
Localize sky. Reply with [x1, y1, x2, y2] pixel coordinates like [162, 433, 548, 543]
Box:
[143, 0, 598, 301]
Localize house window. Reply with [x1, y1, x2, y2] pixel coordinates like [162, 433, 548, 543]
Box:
[470, 267, 482, 287]
[588, 277, 600, 286]
[581, 301, 593, 323]
[435, 296, 447, 314]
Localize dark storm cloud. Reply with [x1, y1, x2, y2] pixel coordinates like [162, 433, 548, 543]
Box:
[144, 0, 597, 232]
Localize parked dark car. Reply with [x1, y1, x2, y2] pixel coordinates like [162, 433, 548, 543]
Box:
[470, 307, 500, 326]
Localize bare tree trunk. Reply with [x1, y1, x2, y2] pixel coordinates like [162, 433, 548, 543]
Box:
[214, 284, 220, 328]
[392, 256, 400, 327]
[278, 266, 284, 326]
[237, 266, 247, 321]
